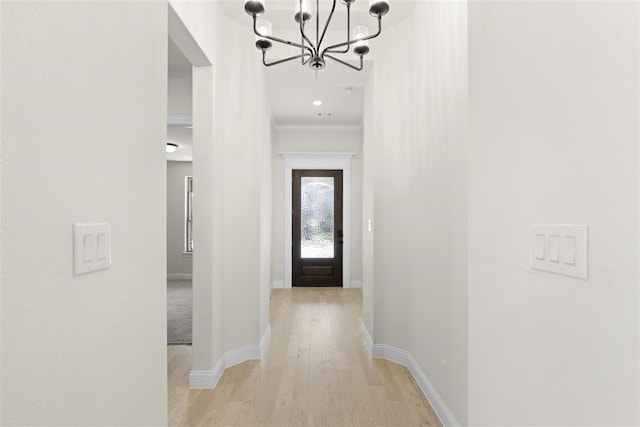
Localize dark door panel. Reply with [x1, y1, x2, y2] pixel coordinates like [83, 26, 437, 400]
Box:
[292, 170, 343, 287]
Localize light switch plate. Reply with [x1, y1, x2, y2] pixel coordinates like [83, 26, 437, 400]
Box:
[530, 224, 587, 280]
[74, 223, 111, 275]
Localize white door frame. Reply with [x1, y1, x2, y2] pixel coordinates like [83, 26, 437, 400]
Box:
[169, 4, 221, 387]
[281, 152, 355, 288]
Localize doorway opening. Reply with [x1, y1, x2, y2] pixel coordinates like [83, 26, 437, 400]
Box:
[167, 36, 194, 346]
[281, 152, 354, 288]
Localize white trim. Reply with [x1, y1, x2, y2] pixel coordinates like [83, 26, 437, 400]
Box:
[406, 352, 460, 427]
[260, 323, 272, 357]
[361, 323, 373, 356]
[188, 355, 223, 389]
[167, 273, 192, 280]
[361, 324, 459, 427]
[224, 345, 262, 368]
[350, 280, 363, 288]
[282, 152, 357, 162]
[281, 152, 355, 288]
[369, 341, 460, 427]
[274, 124, 362, 132]
[372, 344, 410, 365]
[189, 323, 272, 389]
[272, 280, 284, 289]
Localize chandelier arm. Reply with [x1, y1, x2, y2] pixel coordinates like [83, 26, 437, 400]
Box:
[324, 53, 364, 71]
[263, 51, 312, 67]
[297, 0, 316, 55]
[253, 16, 314, 56]
[298, 24, 316, 55]
[321, 15, 382, 56]
[317, 0, 337, 51]
[328, 1, 350, 54]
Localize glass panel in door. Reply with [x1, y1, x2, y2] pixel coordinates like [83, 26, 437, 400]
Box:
[300, 176, 334, 258]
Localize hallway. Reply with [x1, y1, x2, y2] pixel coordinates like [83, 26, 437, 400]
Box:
[168, 288, 441, 426]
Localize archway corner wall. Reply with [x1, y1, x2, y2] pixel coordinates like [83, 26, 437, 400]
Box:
[168, 1, 272, 389]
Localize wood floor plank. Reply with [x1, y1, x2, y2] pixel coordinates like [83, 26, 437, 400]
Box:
[168, 288, 443, 427]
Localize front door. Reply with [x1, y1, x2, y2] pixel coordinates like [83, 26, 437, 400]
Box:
[292, 170, 343, 287]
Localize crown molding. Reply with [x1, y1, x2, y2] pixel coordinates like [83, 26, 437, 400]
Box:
[273, 123, 362, 132]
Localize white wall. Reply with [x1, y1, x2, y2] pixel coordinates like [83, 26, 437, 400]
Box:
[168, 73, 192, 116]
[366, 2, 639, 424]
[218, 34, 271, 352]
[467, 2, 639, 425]
[167, 161, 193, 277]
[169, 1, 272, 376]
[362, 76, 375, 339]
[1, 1, 167, 424]
[272, 130, 363, 287]
[363, 1, 469, 423]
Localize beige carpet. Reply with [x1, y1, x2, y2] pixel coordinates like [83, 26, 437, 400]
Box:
[167, 280, 192, 344]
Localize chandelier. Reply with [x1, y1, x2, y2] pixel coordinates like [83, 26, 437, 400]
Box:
[243, 0, 389, 71]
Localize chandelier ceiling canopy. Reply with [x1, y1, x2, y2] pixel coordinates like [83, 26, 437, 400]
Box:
[244, 0, 389, 71]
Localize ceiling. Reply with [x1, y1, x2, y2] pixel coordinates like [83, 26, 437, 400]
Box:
[265, 61, 370, 128]
[167, 0, 416, 160]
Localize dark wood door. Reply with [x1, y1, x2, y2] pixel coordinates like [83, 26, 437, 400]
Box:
[292, 170, 343, 287]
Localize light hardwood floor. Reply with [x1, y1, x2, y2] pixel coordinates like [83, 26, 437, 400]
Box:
[168, 288, 441, 427]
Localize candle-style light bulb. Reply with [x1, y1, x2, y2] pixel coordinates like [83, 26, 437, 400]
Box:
[294, 0, 310, 14]
[294, 0, 311, 23]
[255, 19, 273, 50]
[352, 25, 370, 55]
[256, 19, 272, 39]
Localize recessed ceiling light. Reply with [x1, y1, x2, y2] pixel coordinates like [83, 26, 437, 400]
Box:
[166, 143, 178, 153]
[312, 100, 322, 106]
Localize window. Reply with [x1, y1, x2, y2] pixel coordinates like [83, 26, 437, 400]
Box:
[185, 176, 193, 253]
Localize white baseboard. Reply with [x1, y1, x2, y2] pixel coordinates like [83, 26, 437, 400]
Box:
[189, 323, 272, 389]
[362, 324, 459, 427]
[371, 343, 410, 365]
[350, 280, 363, 288]
[224, 344, 262, 369]
[361, 323, 373, 355]
[405, 352, 459, 427]
[167, 273, 192, 280]
[188, 355, 223, 389]
[260, 323, 272, 357]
